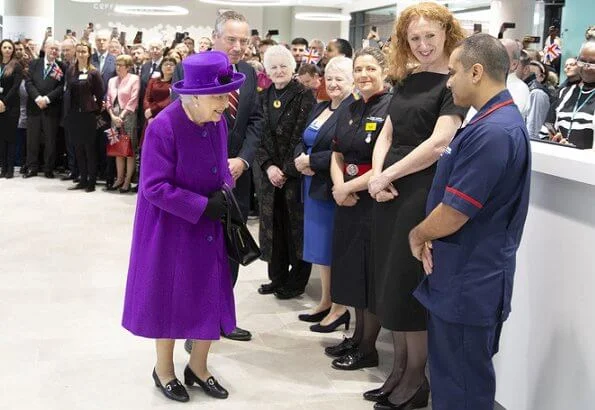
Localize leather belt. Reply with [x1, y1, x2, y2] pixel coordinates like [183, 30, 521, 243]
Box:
[343, 163, 372, 177]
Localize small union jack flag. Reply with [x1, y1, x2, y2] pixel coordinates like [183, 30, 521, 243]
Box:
[105, 128, 120, 145]
[301, 49, 320, 65]
[543, 41, 561, 64]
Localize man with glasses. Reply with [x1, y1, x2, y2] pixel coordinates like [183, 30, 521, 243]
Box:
[539, 41, 595, 149]
[559, 57, 581, 89]
[174, 11, 264, 347]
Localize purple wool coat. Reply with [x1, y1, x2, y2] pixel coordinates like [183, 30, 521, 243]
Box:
[122, 100, 236, 340]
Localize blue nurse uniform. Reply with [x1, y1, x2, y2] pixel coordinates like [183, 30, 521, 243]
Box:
[414, 90, 531, 410]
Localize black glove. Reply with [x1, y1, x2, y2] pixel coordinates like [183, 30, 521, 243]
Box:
[203, 190, 228, 221]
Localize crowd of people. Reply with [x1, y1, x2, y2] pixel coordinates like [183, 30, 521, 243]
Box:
[2, 3, 595, 410]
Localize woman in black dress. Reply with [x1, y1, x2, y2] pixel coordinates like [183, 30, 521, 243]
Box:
[367, 3, 467, 409]
[0, 39, 24, 178]
[325, 48, 391, 368]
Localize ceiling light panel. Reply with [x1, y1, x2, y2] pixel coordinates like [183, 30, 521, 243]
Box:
[199, 0, 286, 6]
[114, 5, 189, 16]
[294, 12, 351, 22]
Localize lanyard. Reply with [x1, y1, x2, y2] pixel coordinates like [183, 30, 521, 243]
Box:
[567, 85, 595, 141]
[468, 98, 514, 126]
[0, 64, 4, 78]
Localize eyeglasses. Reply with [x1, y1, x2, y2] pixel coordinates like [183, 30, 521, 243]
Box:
[222, 36, 249, 46]
[116, 63, 127, 67]
[576, 59, 595, 70]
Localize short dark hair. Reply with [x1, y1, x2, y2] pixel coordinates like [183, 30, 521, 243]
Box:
[297, 64, 321, 77]
[291, 37, 308, 47]
[184, 37, 195, 45]
[331, 38, 353, 58]
[456, 33, 509, 83]
[159, 56, 178, 72]
[260, 39, 277, 47]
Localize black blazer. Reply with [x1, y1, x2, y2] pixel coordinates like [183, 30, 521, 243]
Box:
[295, 95, 354, 201]
[0, 61, 24, 115]
[171, 60, 264, 165]
[25, 58, 66, 116]
[64, 66, 104, 114]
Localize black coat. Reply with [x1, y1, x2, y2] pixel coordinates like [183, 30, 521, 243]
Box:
[255, 80, 316, 262]
[295, 95, 355, 201]
[25, 58, 66, 116]
[0, 61, 24, 116]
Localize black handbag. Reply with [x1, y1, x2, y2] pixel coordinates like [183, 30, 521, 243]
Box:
[221, 184, 261, 266]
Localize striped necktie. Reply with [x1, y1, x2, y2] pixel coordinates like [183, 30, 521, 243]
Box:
[228, 90, 239, 121]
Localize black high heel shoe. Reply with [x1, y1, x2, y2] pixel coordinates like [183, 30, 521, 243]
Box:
[152, 368, 189, 402]
[373, 377, 430, 409]
[298, 307, 331, 323]
[184, 365, 229, 399]
[309, 310, 350, 333]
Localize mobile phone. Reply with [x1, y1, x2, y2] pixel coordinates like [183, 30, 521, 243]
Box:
[175, 32, 185, 43]
[251, 29, 259, 36]
[503, 22, 516, 29]
[47, 27, 52, 35]
[268, 29, 279, 36]
[371, 26, 377, 32]
[66, 29, 72, 35]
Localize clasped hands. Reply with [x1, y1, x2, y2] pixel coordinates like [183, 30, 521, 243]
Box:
[267, 165, 286, 188]
[368, 173, 398, 202]
[551, 132, 573, 145]
[0, 101, 6, 113]
[34, 96, 49, 110]
[332, 183, 358, 207]
[294, 153, 315, 176]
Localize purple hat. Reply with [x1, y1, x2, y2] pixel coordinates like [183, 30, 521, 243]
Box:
[172, 51, 245, 95]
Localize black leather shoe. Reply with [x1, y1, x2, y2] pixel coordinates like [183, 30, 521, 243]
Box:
[364, 387, 391, 403]
[325, 337, 357, 357]
[152, 368, 189, 402]
[44, 171, 55, 179]
[274, 287, 304, 300]
[68, 182, 88, 190]
[5, 172, 14, 179]
[373, 378, 430, 409]
[60, 173, 74, 181]
[184, 365, 228, 399]
[298, 307, 331, 322]
[23, 170, 37, 178]
[119, 186, 132, 194]
[222, 326, 252, 341]
[310, 310, 350, 333]
[85, 184, 96, 193]
[0, 172, 6, 178]
[331, 349, 378, 371]
[258, 282, 279, 295]
[184, 339, 193, 354]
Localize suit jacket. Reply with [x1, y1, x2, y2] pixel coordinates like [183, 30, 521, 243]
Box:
[25, 58, 66, 116]
[106, 73, 140, 114]
[295, 95, 354, 201]
[140, 60, 162, 92]
[172, 60, 264, 166]
[64, 66, 104, 114]
[91, 52, 117, 97]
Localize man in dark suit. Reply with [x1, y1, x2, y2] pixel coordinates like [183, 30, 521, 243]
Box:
[140, 41, 163, 94]
[91, 30, 117, 186]
[23, 39, 66, 178]
[176, 11, 264, 344]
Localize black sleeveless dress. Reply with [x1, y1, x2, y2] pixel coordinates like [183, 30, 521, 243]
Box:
[368, 72, 467, 331]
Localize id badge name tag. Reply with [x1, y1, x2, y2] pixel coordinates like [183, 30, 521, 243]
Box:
[365, 122, 377, 132]
[151, 71, 161, 79]
[0, 87, 4, 94]
[78, 74, 88, 81]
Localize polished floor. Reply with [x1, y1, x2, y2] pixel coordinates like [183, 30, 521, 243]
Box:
[0, 175, 505, 409]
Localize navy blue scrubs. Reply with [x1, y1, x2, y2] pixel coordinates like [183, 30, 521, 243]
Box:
[414, 90, 531, 410]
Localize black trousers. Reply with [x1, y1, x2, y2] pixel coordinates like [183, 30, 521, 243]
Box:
[0, 140, 16, 173]
[67, 111, 98, 184]
[64, 126, 78, 177]
[75, 142, 97, 184]
[26, 112, 59, 172]
[267, 188, 312, 291]
[227, 170, 251, 286]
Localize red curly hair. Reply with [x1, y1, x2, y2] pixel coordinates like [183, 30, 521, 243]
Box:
[389, 2, 466, 82]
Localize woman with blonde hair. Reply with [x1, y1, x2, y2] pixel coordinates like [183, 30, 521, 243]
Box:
[366, 3, 468, 408]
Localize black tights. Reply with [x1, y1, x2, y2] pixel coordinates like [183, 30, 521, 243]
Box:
[385, 331, 428, 404]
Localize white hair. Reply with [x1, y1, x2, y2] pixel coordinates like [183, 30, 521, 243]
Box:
[95, 30, 110, 40]
[44, 38, 61, 49]
[147, 39, 163, 49]
[263, 45, 296, 73]
[324, 56, 353, 84]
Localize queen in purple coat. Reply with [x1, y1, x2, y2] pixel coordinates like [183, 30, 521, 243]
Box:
[122, 51, 245, 403]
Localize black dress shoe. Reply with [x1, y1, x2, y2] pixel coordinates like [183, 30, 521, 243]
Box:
[298, 307, 331, 322]
[184, 339, 193, 354]
[5, 172, 14, 179]
[258, 282, 279, 295]
[152, 368, 189, 402]
[373, 378, 430, 409]
[364, 387, 391, 402]
[310, 310, 350, 333]
[60, 173, 74, 181]
[85, 184, 96, 193]
[44, 171, 55, 179]
[274, 287, 304, 300]
[331, 349, 378, 371]
[184, 365, 228, 399]
[23, 170, 38, 178]
[222, 326, 252, 341]
[73, 176, 80, 183]
[325, 337, 357, 357]
[0, 172, 6, 178]
[119, 186, 132, 193]
[68, 182, 88, 190]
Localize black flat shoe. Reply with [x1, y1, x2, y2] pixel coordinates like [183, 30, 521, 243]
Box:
[374, 378, 430, 409]
[152, 368, 189, 403]
[104, 182, 123, 192]
[0, 172, 6, 178]
[258, 282, 279, 295]
[325, 337, 357, 357]
[85, 185, 96, 193]
[184, 339, 193, 354]
[221, 326, 252, 341]
[44, 171, 55, 179]
[60, 173, 74, 181]
[274, 287, 304, 300]
[331, 349, 378, 371]
[184, 365, 228, 399]
[68, 182, 88, 190]
[23, 170, 37, 178]
[5, 172, 14, 179]
[119, 186, 132, 194]
[310, 310, 350, 333]
[298, 307, 331, 322]
[364, 387, 391, 402]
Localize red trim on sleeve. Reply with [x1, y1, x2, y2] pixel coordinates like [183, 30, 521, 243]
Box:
[446, 186, 483, 209]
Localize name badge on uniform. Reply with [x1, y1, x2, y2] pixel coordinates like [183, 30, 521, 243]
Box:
[0, 87, 4, 94]
[151, 71, 161, 79]
[365, 122, 377, 132]
[78, 74, 88, 81]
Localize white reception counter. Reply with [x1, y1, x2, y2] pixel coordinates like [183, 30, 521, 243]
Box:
[495, 141, 595, 409]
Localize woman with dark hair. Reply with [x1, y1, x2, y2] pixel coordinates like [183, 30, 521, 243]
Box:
[64, 41, 104, 192]
[0, 39, 24, 178]
[366, 3, 468, 408]
[326, 38, 353, 59]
